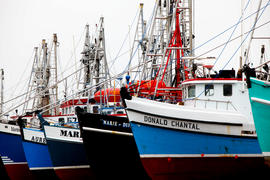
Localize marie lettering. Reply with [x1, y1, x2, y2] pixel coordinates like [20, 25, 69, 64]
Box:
[102, 120, 118, 126]
[60, 130, 80, 138]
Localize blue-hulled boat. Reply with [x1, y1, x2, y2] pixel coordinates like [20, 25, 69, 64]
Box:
[17, 117, 59, 180]
[44, 124, 95, 180]
[125, 76, 267, 179]
[0, 122, 33, 180]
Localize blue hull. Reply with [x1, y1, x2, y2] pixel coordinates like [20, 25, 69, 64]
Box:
[0, 126, 34, 180]
[22, 141, 53, 169]
[130, 122, 266, 179]
[0, 132, 26, 164]
[131, 122, 261, 155]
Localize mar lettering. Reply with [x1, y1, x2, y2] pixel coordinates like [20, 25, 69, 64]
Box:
[60, 130, 80, 138]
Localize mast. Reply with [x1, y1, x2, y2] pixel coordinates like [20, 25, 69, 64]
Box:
[22, 47, 39, 114]
[81, 24, 91, 96]
[128, 3, 147, 78]
[0, 69, 4, 119]
[151, 0, 193, 97]
[48, 33, 59, 115]
[40, 39, 50, 115]
[93, 17, 111, 105]
[80, 18, 110, 101]
[23, 34, 60, 116]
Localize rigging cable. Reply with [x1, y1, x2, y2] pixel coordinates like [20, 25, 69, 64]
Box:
[192, 1, 270, 54]
[212, 0, 251, 68]
[187, 0, 270, 101]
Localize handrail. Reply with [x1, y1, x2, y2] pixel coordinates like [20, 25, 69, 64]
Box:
[188, 98, 237, 111]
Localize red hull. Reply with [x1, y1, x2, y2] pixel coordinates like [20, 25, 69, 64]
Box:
[5, 163, 34, 180]
[55, 167, 96, 180]
[141, 157, 268, 180]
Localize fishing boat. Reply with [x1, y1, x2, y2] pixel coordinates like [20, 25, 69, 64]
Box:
[245, 44, 270, 167]
[123, 0, 268, 179]
[17, 115, 58, 179]
[43, 98, 95, 180]
[248, 77, 270, 166]
[75, 16, 150, 180]
[76, 106, 151, 180]
[38, 26, 97, 179]
[0, 122, 33, 180]
[0, 69, 33, 180]
[125, 72, 266, 179]
[19, 32, 96, 179]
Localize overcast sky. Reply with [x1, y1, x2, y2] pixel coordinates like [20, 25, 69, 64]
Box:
[0, 0, 269, 113]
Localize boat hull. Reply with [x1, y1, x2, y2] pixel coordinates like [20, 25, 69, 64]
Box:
[0, 155, 9, 180]
[76, 110, 149, 180]
[0, 123, 33, 180]
[21, 128, 58, 179]
[54, 168, 94, 180]
[131, 122, 265, 179]
[125, 97, 266, 179]
[249, 77, 270, 166]
[141, 156, 266, 180]
[44, 125, 95, 180]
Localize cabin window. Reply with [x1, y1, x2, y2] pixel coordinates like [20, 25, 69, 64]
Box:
[205, 84, 214, 96]
[117, 111, 124, 114]
[59, 118, 64, 125]
[188, 85, 196, 98]
[67, 117, 72, 123]
[67, 117, 76, 122]
[223, 84, 232, 96]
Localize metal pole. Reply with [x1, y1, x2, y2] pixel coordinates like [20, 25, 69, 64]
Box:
[0, 69, 4, 119]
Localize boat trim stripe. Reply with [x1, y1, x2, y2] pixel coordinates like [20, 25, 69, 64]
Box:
[54, 165, 90, 170]
[251, 97, 270, 106]
[4, 162, 28, 165]
[30, 167, 54, 170]
[140, 154, 263, 158]
[126, 108, 243, 126]
[82, 127, 133, 136]
[262, 152, 270, 156]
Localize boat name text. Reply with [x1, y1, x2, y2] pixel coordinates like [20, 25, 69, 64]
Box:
[102, 119, 130, 128]
[31, 136, 46, 144]
[60, 130, 81, 138]
[144, 115, 200, 130]
[11, 127, 20, 132]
